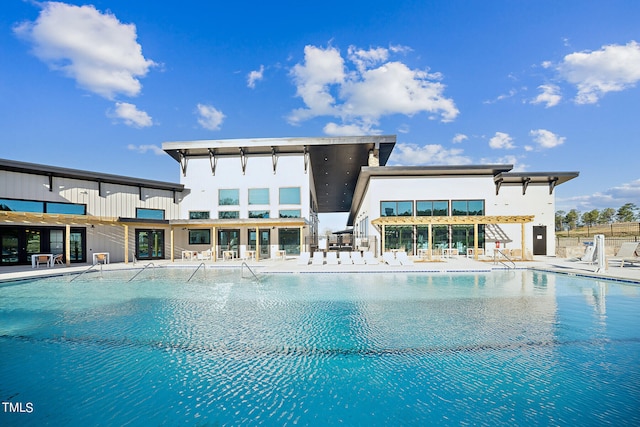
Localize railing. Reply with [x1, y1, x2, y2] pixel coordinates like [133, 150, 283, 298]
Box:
[187, 262, 206, 282]
[128, 262, 155, 282]
[69, 263, 101, 282]
[241, 262, 260, 282]
[493, 249, 516, 269]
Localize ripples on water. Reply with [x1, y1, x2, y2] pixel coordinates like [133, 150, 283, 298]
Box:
[1, 270, 639, 426]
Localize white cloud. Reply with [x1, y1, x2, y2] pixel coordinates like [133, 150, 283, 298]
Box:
[288, 44, 458, 132]
[247, 65, 264, 88]
[111, 102, 153, 128]
[14, 2, 156, 99]
[531, 84, 562, 108]
[557, 179, 640, 211]
[483, 88, 516, 104]
[529, 129, 566, 149]
[489, 132, 515, 149]
[323, 121, 381, 136]
[452, 133, 468, 144]
[557, 41, 640, 104]
[388, 143, 471, 166]
[196, 103, 225, 130]
[127, 144, 164, 155]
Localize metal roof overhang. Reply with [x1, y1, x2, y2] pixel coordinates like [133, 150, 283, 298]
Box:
[162, 136, 396, 213]
[347, 165, 515, 225]
[494, 172, 579, 195]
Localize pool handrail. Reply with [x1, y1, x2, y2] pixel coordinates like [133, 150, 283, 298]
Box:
[241, 261, 260, 282]
[187, 262, 206, 282]
[493, 249, 516, 269]
[128, 262, 155, 282]
[69, 263, 101, 282]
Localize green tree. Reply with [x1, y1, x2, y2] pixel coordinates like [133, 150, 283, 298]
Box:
[581, 209, 600, 227]
[598, 208, 616, 224]
[616, 203, 638, 222]
[565, 209, 580, 230]
[555, 210, 566, 231]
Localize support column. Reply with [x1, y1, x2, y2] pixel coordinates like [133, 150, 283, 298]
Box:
[256, 227, 260, 261]
[521, 222, 526, 261]
[124, 225, 129, 264]
[428, 223, 432, 260]
[473, 223, 479, 260]
[65, 224, 71, 266]
[381, 224, 386, 255]
[170, 227, 175, 262]
[300, 226, 304, 254]
[212, 226, 217, 262]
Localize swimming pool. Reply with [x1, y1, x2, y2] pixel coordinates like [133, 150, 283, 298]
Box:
[1, 269, 639, 426]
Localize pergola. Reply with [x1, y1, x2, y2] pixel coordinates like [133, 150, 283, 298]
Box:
[371, 215, 534, 260]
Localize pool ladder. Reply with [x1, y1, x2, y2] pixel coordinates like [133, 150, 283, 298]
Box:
[241, 262, 260, 282]
[493, 249, 516, 269]
[187, 262, 206, 282]
[69, 263, 102, 282]
[128, 262, 155, 282]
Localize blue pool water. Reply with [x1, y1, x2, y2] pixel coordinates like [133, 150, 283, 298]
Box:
[1, 269, 639, 426]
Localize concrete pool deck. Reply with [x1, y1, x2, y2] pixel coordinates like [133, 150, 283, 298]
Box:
[1, 255, 638, 284]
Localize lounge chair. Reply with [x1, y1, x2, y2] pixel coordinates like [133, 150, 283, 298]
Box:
[383, 252, 401, 266]
[326, 252, 339, 265]
[396, 251, 414, 265]
[363, 252, 379, 265]
[312, 252, 325, 265]
[609, 242, 640, 267]
[351, 252, 366, 265]
[297, 252, 311, 265]
[339, 252, 352, 264]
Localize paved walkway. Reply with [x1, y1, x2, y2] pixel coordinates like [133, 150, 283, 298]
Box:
[1, 255, 638, 284]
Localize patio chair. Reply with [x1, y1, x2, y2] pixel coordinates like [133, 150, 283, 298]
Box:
[95, 253, 107, 265]
[396, 251, 414, 265]
[339, 252, 352, 264]
[363, 252, 379, 265]
[53, 254, 64, 265]
[297, 252, 311, 265]
[609, 242, 640, 267]
[36, 255, 51, 268]
[326, 252, 339, 265]
[312, 251, 325, 265]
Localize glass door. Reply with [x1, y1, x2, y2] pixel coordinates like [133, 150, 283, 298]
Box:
[70, 229, 85, 262]
[259, 230, 270, 258]
[1, 230, 19, 265]
[218, 229, 240, 258]
[25, 229, 41, 260]
[136, 230, 164, 260]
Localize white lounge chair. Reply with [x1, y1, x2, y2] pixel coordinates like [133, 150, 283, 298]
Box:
[326, 251, 339, 265]
[396, 251, 414, 265]
[383, 252, 401, 266]
[609, 242, 640, 267]
[339, 252, 352, 264]
[297, 252, 311, 265]
[351, 252, 366, 265]
[312, 252, 325, 265]
[363, 252, 379, 265]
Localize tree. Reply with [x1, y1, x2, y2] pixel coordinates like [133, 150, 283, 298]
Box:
[598, 208, 616, 224]
[565, 209, 580, 230]
[616, 203, 638, 222]
[581, 209, 600, 227]
[555, 210, 566, 231]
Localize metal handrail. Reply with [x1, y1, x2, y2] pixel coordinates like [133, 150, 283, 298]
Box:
[128, 262, 155, 282]
[69, 263, 101, 282]
[187, 262, 206, 282]
[241, 262, 260, 282]
[493, 249, 516, 269]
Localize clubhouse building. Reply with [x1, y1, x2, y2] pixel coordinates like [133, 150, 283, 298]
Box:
[0, 135, 578, 266]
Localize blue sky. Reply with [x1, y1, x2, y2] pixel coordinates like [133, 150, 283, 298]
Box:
[2, 0, 640, 228]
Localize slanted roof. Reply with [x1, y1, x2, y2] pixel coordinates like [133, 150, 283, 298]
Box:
[0, 158, 184, 193]
[162, 135, 397, 213]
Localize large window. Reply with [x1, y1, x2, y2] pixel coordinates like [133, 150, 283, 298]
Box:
[249, 188, 269, 205]
[219, 189, 239, 206]
[380, 201, 413, 217]
[279, 228, 301, 255]
[279, 209, 301, 218]
[416, 200, 449, 216]
[279, 187, 301, 205]
[189, 211, 210, 220]
[452, 200, 485, 216]
[219, 211, 239, 219]
[249, 210, 270, 218]
[0, 198, 85, 215]
[136, 208, 165, 220]
[189, 229, 211, 245]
